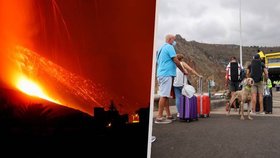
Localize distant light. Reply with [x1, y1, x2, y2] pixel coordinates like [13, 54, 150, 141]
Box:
[131, 114, 140, 123]
[106, 122, 112, 128]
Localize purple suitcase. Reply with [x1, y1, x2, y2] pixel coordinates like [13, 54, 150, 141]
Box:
[179, 95, 198, 122]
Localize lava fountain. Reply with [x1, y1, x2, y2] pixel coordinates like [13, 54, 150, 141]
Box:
[16, 75, 60, 104]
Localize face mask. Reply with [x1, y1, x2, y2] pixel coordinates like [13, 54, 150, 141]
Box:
[172, 41, 177, 46]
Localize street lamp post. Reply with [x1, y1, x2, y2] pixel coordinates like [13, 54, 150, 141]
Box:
[239, 0, 243, 66]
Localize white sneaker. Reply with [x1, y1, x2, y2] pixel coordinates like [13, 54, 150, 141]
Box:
[259, 112, 266, 115]
[250, 111, 256, 115]
[154, 117, 172, 124]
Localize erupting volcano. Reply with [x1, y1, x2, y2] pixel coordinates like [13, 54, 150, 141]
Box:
[0, 0, 155, 116]
[0, 0, 156, 157]
[10, 45, 123, 116]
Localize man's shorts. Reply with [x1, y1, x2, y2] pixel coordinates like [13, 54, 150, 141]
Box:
[251, 81, 264, 94]
[157, 76, 173, 97]
[229, 81, 240, 92]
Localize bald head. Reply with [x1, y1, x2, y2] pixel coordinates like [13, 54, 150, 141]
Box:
[165, 34, 176, 44]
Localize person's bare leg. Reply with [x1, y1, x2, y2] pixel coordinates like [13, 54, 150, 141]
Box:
[259, 93, 264, 113]
[251, 93, 257, 112]
[157, 97, 168, 118]
[165, 98, 171, 117]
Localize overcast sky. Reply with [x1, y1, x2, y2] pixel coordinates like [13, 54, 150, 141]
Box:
[155, 0, 280, 49]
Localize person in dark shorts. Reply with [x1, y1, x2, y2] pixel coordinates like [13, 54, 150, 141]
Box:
[225, 56, 243, 111]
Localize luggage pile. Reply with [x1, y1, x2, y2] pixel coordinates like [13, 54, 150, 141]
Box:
[178, 78, 210, 122]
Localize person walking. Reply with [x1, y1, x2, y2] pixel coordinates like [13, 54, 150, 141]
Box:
[173, 53, 202, 117]
[225, 56, 243, 111]
[155, 34, 188, 124]
[246, 53, 269, 115]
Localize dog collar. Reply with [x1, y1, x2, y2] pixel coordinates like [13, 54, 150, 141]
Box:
[245, 85, 251, 91]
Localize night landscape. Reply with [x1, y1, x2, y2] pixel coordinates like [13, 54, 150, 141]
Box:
[0, 0, 156, 157]
[0, 86, 150, 157]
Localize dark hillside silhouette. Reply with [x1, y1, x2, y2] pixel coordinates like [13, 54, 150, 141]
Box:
[0, 87, 150, 158]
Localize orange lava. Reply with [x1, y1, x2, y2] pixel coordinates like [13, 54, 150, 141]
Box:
[16, 76, 60, 104]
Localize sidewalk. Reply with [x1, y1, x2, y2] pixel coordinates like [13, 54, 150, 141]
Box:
[151, 113, 280, 158]
[153, 94, 280, 118]
[151, 89, 280, 158]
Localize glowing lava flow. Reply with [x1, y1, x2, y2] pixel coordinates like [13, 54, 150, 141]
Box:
[16, 76, 60, 104]
[9, 45, 138, 116]
[10, 45, 119, 115]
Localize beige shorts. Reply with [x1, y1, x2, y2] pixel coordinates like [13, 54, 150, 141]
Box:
[251, 81, 264, 94]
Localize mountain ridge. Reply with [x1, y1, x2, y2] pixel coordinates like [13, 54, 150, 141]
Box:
[174, 34, 280, 93]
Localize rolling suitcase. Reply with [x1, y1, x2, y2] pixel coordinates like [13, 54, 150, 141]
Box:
[256, 87, 272, 113]
[196, 78, 210, 118]
[263, 95, 272, 114]
[263, 86, 273, 114]
[179, 95, 198, 122]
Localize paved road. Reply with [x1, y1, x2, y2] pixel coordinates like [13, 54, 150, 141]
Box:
[151, 88, 280, 158]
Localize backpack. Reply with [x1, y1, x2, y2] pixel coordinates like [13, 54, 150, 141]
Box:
[230, 62, 239, 82]
[250, 59, 263, 83]
[239, 68, 246, 82]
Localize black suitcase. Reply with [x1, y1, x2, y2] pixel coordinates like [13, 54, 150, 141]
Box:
[263, 95, 272, 114]
[256, 93, 272, 114]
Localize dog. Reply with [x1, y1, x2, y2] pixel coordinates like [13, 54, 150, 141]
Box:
[227, 77, 254, 120]
[225, 90, 237, 112]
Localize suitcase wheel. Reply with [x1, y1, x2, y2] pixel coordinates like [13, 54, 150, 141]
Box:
[200, 114, 206, 118]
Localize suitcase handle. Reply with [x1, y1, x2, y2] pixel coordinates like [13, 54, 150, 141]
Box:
[198, 78, 203, 114]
